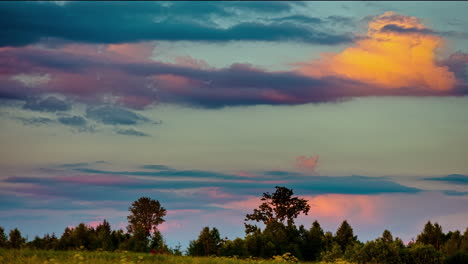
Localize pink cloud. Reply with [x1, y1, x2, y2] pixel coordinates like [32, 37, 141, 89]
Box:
[304, 194, 381, 224]
[159, 220, 185, 233]
[296, 155, 319, 172]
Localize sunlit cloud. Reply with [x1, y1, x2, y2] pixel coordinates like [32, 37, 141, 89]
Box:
[298, 11, 456, 92]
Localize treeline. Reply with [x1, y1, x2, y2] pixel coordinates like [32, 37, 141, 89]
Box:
[1, 187, 468, 264]
[187, 221, 468, 264]
[0, 221, 179, 254]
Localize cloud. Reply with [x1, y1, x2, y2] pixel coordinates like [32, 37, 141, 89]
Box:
[0, 1, 351, 47]
[86, 106, 149, 125]
[70, 167, 420, 195]
[440, 51, 468, 83]
[15, 116, 55, 126]
[298, 11, 457, 92]
[442, 190, 468, 196]
[0, 12, 466, 110]
[57, 115, 87, 126]
[10, 73, 50, 87]
[424, 174, 468, 185]
[296, 155, 319, 172]
[141, 165, 173, 170]
[23, 96, 70, 112]
[115, 128, 150, 137]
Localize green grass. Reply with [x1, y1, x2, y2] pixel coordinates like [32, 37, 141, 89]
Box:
[0, 249, 341, 264]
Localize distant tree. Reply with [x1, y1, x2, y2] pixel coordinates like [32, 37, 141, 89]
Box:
[461, 227, 468, 251]
[126, 226, 149, 252]
[150, 229, 168, 253]
[335, 220, 357, 252]
[127, 197, 166, 238]
[95, 220, 113, 251]
[417, 221, 444, 250]
[307, 220, 324, 261]
[221, 238, 248, 257]
[244, 186, 310, 234]
[110, 229, 130, 250]
[9, 228, 25, 249]
[58, 227, 74, 250]
[72, 223, 92, 249]
[443, 231, 461, 257]
[188, 227, 222, 256]
[382, 229, 394, 243]
[408, 243, 442, 264]
[0, 227, 7, 248]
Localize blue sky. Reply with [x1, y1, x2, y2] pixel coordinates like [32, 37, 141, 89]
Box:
[0, 1, 468, 249]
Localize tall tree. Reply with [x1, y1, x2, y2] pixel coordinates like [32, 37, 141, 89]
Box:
[127, 197, 166, 237]
[8, 228, 25, 249]
[188, 227, 222, 256]
[244, 186, 310, 233]
[335, 220, 357, 252]
[308, 220, 324, 260]
[95, 220, 113, 251]
[417, 221, 444, 250]
[0, 227, 7, 248]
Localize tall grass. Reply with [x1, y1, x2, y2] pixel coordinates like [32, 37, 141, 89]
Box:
[0, 249, 359, 264]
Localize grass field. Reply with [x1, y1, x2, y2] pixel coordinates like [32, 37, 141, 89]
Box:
[0, 249, 355, 264]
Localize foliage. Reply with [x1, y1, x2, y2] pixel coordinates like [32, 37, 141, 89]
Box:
[8, 228, 26, 249]
[272, 252, 299, 263]
[187, 227, 223, 256]
[244, 186, 310, 234]
[127, 197, 167, 237]
[1, 191, 468, 264]
[335, 220, 357, 252]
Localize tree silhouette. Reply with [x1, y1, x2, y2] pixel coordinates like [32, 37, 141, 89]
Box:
[127, 197, 166, 237]
[244, 186, 310, 233]
[8, 228, 25, 249]
[0, 227, 7, 248]
[335, 220, 356, 252]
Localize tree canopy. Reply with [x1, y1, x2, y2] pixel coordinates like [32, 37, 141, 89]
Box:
[244, 186, 310, 233]
[127, 197, 167, 237]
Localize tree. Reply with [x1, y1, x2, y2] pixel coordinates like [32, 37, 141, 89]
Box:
[0, 227, 7, 248]
[188, 227, 222, 256]
[95, 220, 113, 251]
[307, 220, 324, 261]
[127, 197, 166, 237]
[335, 220, 357, 252]
[416, 221, 444, 250]
[244, 186, 310, 233]
[9, 228, 25, 249]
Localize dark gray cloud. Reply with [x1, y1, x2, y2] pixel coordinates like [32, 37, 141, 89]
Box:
[58, 162, 91, 168]
[86, 106, 149, 125]
[443, 190, 468, 196]
[424, 174, 468, 185]
[380, 24, 434, 35]
[141, 165, 173, 170]
[69, 167, 421, 195]
[0, 1, 352, 47]
[57, 115, 87, 127]
[115, 128, 150, 137]
[23, 96, 70, 112]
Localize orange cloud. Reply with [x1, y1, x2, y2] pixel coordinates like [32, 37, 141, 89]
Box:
[296, 155, 319, 172]
[298, 12, 456, 92]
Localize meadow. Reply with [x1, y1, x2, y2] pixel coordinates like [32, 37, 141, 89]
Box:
[0, 249, 354, 264]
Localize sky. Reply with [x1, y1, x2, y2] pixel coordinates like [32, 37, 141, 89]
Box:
[1, 1, 468, 250]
